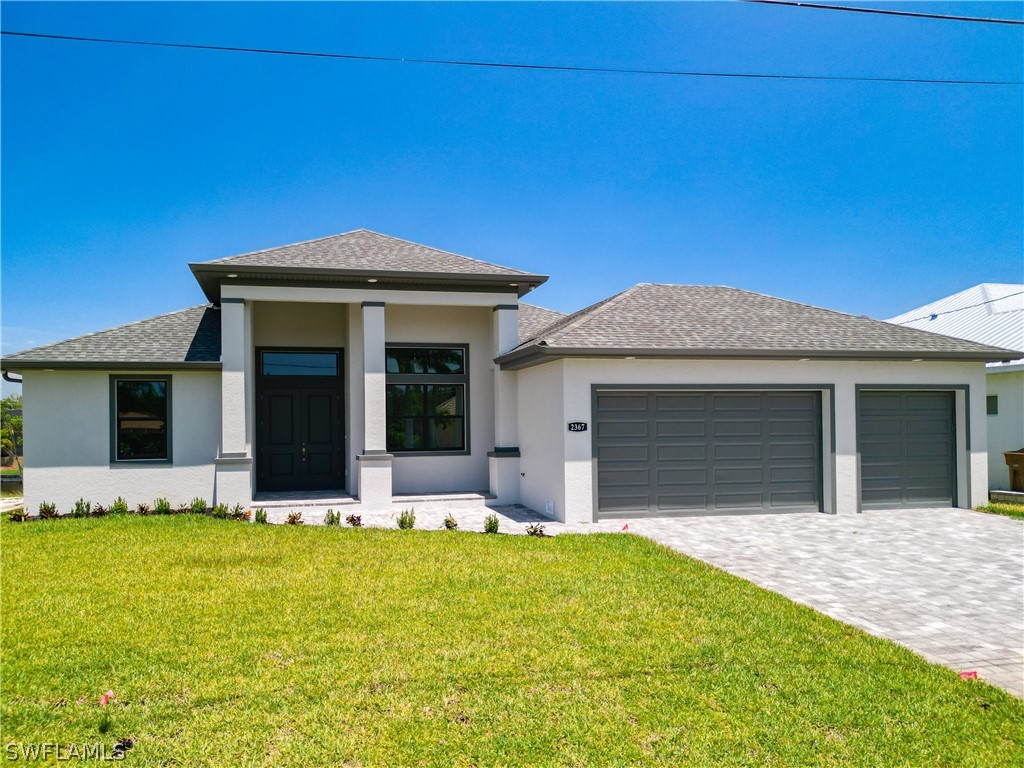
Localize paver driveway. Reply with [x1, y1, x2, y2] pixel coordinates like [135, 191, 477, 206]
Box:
[612, 508, 1024, 697]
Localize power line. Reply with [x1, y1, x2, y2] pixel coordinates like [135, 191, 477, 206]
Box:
[894, 290, 1024, 325]
[1, 29, 1020, 87]
[742, 0, 1024, 25]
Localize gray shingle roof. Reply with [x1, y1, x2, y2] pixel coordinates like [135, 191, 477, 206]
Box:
[2, 306, 221, 370]
[191, 229, 547, 302]
[498, 283, 1021, 368]
[518, 302, 565, 343]
[202, 229, 536, 276]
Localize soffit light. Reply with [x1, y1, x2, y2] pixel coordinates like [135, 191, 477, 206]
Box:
[226, 273, 238, 278]
[367, 278, 378, 283]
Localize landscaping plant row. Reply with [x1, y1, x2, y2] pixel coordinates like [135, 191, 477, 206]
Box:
[9, 501, 548, 535]
[10, 497, 254, 522]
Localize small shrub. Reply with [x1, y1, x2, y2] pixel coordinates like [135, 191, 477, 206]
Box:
[324, 509, 340, 526]
[525, 522, 547, 537]
[110, 497, 130, 516]
[254, 508, 268, 524]
[38, 501, 59, 520]
[397, 508, 415, 530]
[346, 513, 362, 527]
[154, 498, 172, 515]
[175, 503, 190, 515]
[228, 504, 251, 521]
[285, 511, 303, 526]
[189, 497, 207, 515]
[72, 498, 92, 518]
[211, 503, 229, 519]
[91, 504, 109, 518]
[484, 513, 500, 534]
[8, 508, 28, 522]
[442, 513, 458, 531]
[135, 502, 153, 516]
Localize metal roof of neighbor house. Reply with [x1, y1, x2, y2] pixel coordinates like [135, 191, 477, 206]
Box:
[190, 229, 548, 302]
[886, 284, 1024, 368]
[1, 306, 222, 371]
[518, 302, 565, 343]
[1, 301, 566, 371]
[497, 283, 1022, 369]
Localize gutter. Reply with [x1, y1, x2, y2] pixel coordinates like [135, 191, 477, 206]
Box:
[1, 361, 222, 373]
[190, 263, 549, 303]
[495, 345, 1024, 370]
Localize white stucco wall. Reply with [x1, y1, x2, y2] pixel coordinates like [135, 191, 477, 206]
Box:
[22, 369, 221, 515]
[385, 304, 495, 494]
[517, 360, 566, 518]
[515, 357, 988, 524]
[986, 369, 1024, 490]
[253, 301, 347, 348]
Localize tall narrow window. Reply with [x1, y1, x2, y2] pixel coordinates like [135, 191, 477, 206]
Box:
[385, 346, 468, 453]
[987, 395, 998, 415]
[112, 377, 171, 461]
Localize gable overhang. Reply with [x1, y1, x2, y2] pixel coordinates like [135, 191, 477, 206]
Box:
[0, 360, 222, 374]
[495, 345, 1023, 370]
[190, 263, 548, 304]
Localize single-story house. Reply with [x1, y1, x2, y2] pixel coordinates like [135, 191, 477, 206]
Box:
[886, 284, 1024, 492]
[3, 230, 1020, 524]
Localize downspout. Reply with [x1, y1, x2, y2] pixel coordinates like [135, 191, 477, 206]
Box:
[1, 371, 22, 384]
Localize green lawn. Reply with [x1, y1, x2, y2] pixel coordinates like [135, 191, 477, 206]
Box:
[2, 516, 1021, 766]
[975, 502, 1024, 521]
[0, 466, 22, 476]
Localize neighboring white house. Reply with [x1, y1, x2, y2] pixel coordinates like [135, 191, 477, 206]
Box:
[887, 284, 1024, 492]
[3, 230, 1019, 524]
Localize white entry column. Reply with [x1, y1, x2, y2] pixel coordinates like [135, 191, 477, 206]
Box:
[214, 297, 254, 507]
[489, 304, 521, 504]
[356, 301, 393, 506]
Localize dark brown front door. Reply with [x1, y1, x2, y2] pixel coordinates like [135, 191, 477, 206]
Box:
[256, 350, 344, 493]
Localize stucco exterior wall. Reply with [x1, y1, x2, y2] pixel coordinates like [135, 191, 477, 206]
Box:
[385, 304, 495, 494]
[986, 369, 1024, 490]
[22, 369, 221, 515]
[518, 358, 988, 524]
[253, 301, 347, 349]
[517, 360, 566, 518]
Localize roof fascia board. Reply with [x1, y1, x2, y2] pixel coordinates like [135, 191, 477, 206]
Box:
[190, 263, 548, 302]
[1, 361, 222, 373]
[496, 346, 1017, 370]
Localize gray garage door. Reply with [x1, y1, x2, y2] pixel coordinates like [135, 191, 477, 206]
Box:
[858, 390, 956, 510]
[594, 390, 823, 518]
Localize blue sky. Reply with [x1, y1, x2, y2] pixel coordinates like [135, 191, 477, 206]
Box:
[2, 2, 1022, 394]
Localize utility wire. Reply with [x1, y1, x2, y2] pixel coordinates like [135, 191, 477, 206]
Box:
[742, 0, 1024, 25]
[1, 30, 1021, 86]
[893, 290, 1024, 325]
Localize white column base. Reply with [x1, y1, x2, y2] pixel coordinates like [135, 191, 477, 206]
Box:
[488, 450, 521, 505]
[356, 454, 393, 508]
[214, 456, 253, 509]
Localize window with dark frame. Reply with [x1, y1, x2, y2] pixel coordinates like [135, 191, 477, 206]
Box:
[987, 395, 998, 415]
[113, 378, 170, 461]
[385, 347, 467, 452]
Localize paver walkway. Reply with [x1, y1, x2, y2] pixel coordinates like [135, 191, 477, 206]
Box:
[263, 503, 1024, 697]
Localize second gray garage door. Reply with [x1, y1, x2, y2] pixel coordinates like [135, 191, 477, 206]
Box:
[858, 390, 957, 510]
[594, 390, 823, 518]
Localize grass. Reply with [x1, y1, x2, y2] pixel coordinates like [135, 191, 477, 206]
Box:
[974, 502, 1024, 521]
[2, 516, 1022, 766]
[0, 467, 22, 476]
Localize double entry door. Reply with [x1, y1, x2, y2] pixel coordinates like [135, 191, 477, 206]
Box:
[256, 349, 344, 493]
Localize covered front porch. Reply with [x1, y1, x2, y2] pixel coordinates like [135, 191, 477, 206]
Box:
[212, 285, 523, 509]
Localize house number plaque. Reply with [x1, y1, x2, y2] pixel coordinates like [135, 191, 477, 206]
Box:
[567, 422, 588, 432]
